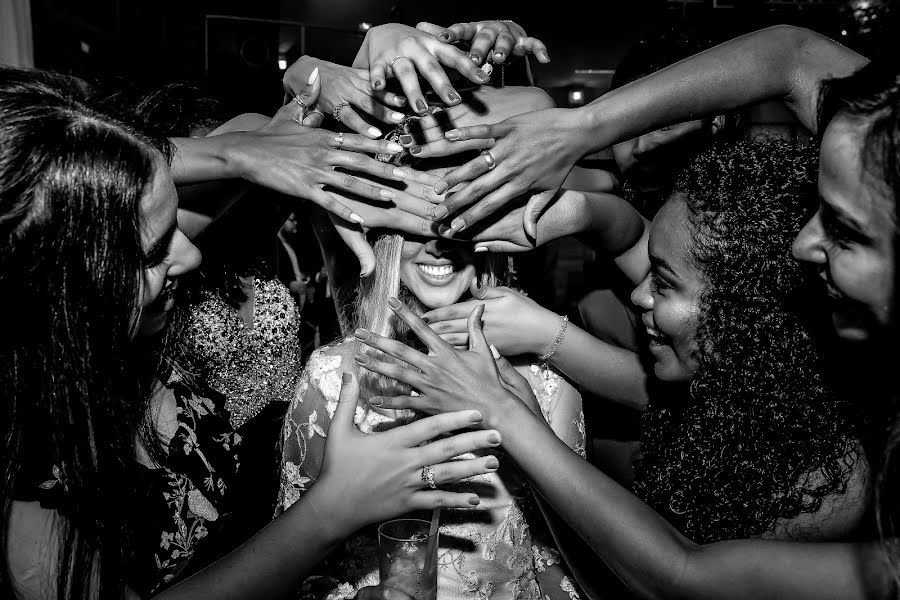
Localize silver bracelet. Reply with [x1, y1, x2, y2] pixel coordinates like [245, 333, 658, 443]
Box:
[538, 315, 568, 363]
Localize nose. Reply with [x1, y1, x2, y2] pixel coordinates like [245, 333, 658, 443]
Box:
[167, 229, 202, 277]
[631, 274, 654, 311]
[423, 239, 452, 258]
[792, 209, 827, 265]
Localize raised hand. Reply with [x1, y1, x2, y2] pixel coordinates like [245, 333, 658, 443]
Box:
[283, 56, 408, 138]
[317, 371, 502, 530]
[428, 107, 591, 234]
[352, 299, 532, 429]
[415, 20, 550, 66]
[421, 280, 561, 356]
[358, 24, 491, 114]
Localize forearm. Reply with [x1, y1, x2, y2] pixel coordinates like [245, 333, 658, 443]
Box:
[549, 324, 648, 410]
[577, 25, 866, 149]
[571, 191, 649, 284]
[492, 399, 889, 600]
[155, 479, 351, 600]
[170, 134, 242, 184]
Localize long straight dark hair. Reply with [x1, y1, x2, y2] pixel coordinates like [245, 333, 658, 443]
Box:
[0, 67, 170, 599]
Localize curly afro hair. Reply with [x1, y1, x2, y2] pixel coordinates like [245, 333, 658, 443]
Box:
[632, 137, 865, 543]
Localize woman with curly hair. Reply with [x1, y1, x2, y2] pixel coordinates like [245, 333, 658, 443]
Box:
[356, 136, 888, 598]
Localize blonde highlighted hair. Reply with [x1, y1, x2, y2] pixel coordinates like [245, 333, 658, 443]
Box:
[348, 233, 511, 399]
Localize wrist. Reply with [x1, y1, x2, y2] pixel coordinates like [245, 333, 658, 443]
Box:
[297, 476, 362, 541]
[483, 389, 530, 433]
[575, 102, 611, 156]
[220, 132, 253, 182]
[531, 309, 562, 356]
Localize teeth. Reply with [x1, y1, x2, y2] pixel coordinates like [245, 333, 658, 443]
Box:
[417, 264, 454, 279]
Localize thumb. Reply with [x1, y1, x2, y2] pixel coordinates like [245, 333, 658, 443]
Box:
[467, 304, 490, 355]
[296, 66, 321, 111]
[302, 109, 324, 128]
[332, 371, 360, 434]
[330, 214, 376, 277]
[523, 190, 555, 240]
[493, 350, 533, 400]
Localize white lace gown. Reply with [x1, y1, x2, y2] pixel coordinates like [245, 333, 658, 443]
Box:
[277, 342, 586, 600]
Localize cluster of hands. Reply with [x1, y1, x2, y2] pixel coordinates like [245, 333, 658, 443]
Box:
[229, 17, 580, 566]
[225, 20, 593, 276]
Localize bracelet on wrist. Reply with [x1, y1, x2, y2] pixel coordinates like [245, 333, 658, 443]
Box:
[538, 315, 568, 364]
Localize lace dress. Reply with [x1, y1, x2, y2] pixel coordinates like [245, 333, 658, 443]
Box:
[278, 342, 587, 600]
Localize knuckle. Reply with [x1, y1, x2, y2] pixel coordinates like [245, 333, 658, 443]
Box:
[428, 419, 444, 439]
[341, 175, 356, 188]
[352, 153, 367, 166]
[432, 494, 446, 509]
[441, 441, 458, 459]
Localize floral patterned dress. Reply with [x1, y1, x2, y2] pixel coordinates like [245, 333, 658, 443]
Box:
[278, 342, 587, 600]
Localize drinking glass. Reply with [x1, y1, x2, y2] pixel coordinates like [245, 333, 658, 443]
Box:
[377, 518, 438, 600]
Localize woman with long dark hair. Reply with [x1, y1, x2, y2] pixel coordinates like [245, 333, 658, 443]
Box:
[0, 66, 503, 600]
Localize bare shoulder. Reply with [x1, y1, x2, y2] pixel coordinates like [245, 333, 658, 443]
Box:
[766, 443, 872, 542]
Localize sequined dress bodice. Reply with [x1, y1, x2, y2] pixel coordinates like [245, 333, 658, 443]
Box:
[168, 277, 303, 428]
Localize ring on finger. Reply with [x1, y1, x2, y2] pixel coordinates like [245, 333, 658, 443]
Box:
[332, 100, 350, 122]
[480, 150, 496, 171]
[293, 94, 308, 110]
[290, 115, 304, 126]
[389, 55, 410, 71]
[334, 131, 345, 147]
[421, 464, 437, 489]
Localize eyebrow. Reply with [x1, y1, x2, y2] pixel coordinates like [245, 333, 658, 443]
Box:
[650, 255, 680, 281]
[143, 223, 176, 267]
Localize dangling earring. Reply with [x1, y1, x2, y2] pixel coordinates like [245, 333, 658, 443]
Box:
[689, 378, 700, 400]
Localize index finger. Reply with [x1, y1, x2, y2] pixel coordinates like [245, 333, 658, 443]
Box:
[388, 297, 453, 355]
[422, 301, 480, 323]
[394, 410, 488, 446]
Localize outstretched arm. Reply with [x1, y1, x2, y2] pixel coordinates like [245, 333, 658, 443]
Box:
[354, 302, 894, 600]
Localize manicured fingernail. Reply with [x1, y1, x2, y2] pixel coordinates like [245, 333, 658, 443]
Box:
[485, 457, 499, 471]
[409, 145, 422, 156]
[469, 411, 483, 423]
[369, 396, 383, 406]
[488, 432, 501, 445]
[450, 218, 466, 233]
[437, 224, 451, 236]
[431, 205, 449, 220]
[395, 96, 407, 106]
[393, 168, 408, 179]
[494, 51, 505, 61]
[388, 297, 402, 309]
[468, 496, 481, 506]
[307, 67, 319, 85]
[434, 181, 449, 195]
[349, 212, 365, 224]
[391, 112, 405, 121]
[379, 188, 396, 199]
[368, 126, 382, 137]
[469, 52, 480, 63]
[342, 372, 352, 383]
[481, 63, 493, 75]
[477, 70, 490, 81]
[415, 99, 427, 112]
[354, 328, 371, 340]
[372, 79, 383, 89]
[354, 354, 370, 365]
[474, 246, 488, 253]
[439, 33, 451, 41]
[490, 344, 500, 359]
[387, 142, 403, 153]
[399, 135, 413, 145]
[445, 130, 460, 141]
[448, 91, 460, 102]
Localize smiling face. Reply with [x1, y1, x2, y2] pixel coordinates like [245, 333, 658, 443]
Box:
[137, 158, 202, 336]
[631, 196, 703, 382]
[398, 238, 477, 309]
[792, 118, 896, 342]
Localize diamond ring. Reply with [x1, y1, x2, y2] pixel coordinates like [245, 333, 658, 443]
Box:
[481, 150, 496, 171]
[421, 464, 436, 489]
[332, 100, 350, 122]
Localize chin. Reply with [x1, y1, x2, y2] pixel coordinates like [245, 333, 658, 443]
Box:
[831, 312, 873, 343]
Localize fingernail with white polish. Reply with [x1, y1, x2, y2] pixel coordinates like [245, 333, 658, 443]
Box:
[349, 212, 365, 224]
[307, 67, 319, 85]
[388, 142, 403, 153]
[369, 126, 382, 137]
[393, 168, 408, 179]
[474, 246, 488, 253]
[379, 189, 396, 199]
[490, 344, 500, 359]
[392, 112, 405, 121]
